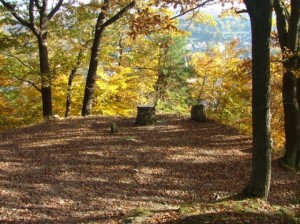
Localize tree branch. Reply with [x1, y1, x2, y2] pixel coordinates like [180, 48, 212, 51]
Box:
[69, 40, 90, 77]
[274, 0, 289, 50]
[29, 0, 35, 25]
[94, 0, 110, 30]
[101, 1, 136, 29]
[34, 0, 42, 10]
[28, 0, 39, 36]
[48, 0, 64, 20]
[0, 0, 32, 28]
[288, 0, 300, 49]
[14, 76, 41, 92]
[0, 52, 34, 70]
[171, 0, 214, 20]
[133, 66, 156, 71]
[40, 0, 48, 21]
[235, 9, 248, 14]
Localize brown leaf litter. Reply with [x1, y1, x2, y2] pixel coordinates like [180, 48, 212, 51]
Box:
[0, 115, 298, 223]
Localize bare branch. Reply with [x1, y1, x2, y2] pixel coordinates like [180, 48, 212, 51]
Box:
[171, 0, 214, 20]
[101, 1, 136, 29]
[274, 0, 289, 50]
[48, 0, 64, 20]
[235, 9, 248, 14]
[133, 66, 156, 71]
[0, 52, 34, 70]
[28, 0, 39, 36]
[69, 40, 91, 77]
[14, 76, 41, 92]
[29, 0, 35, 25]
[40, 0, 48, 20]
[0, 0, 32, 28]
[34, 0, 42, 9]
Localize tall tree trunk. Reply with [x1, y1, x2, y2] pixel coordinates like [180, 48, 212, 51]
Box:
[81, 27, 105, 116]
[274, 0, 300, 170]
[282, 68, 299, 168]
[296, 28, 300, 170]
[242, 0, 273, 199]
[65, 47, 85, 118]
[153, 71, 166, 106]
[296, 76, 300, 170]
[38, 37, 53, 119]
[65, 75, 75, 118]
[0, 0, 64, 120]
[81, 1, 136, 116]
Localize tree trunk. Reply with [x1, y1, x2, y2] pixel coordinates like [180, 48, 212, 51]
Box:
[242, 0, 273, 200]
[65, 47, 85, 118]
[274, 0, 300, 170]
[81, 1, 136, 116]
[153, 71, 166, 106]
[65, 79, 73, 118]
[296, 76, 300, 170]
[296, 30, 300, 170]
[38, 37, 53, 119]
[0, 0, 64, 120]
[282, 70, 299, 169]
[81, 27, 104, 116]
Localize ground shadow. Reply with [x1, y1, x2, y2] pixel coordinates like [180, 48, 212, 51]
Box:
[0, 115, 298, 223]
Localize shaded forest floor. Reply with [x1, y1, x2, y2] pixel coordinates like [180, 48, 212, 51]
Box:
[0, 115, 299, 223]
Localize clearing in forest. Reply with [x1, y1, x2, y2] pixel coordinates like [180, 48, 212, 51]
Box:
[0, 115, 299, 223]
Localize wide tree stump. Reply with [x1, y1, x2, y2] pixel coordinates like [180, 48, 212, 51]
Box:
[191, 104, 207, 122]
[136, 105, 156, 125]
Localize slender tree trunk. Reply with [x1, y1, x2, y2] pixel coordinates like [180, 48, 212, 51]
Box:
[81, 1, 136, 116]
[81, 27, 105, 116]
[65, 48, 85, 118]
[242, 0, 273, 199]
[118, 35, 124, 66]
[65, 76, 74, 118]
[38, 37, 53, 119]
[154, 71, 166, 106]
[153, 46, 167, 107]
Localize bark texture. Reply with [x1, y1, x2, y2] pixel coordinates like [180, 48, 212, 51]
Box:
[274, 0, 300, 170]
[135, 105, 156, 125]
[242, 0, 273, 199]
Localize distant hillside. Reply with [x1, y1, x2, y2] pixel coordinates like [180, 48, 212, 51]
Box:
[179, 16, 251, 56]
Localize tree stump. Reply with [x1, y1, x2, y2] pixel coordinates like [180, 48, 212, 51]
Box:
[135, 105, 156, 125]
[110, 122, 118, 134]
[191, 104, 207, 122]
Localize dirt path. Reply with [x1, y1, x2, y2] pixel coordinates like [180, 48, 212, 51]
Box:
[0, 115, 298, 223]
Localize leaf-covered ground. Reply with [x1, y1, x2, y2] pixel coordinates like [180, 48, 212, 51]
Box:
[0, 115, 299, 223]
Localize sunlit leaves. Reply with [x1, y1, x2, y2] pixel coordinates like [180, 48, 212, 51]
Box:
[94, 67, 139, 116]
[189, 39, 287, 151]
[130, 7, 177, 38]
[189, 40, 252, 133]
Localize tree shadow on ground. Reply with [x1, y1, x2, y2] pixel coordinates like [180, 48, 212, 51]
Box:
[177, 210, 294, 224]
[0, 115, 298, 223]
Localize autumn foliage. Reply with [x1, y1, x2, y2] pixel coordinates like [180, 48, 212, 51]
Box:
[0, 0, 293, 156]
